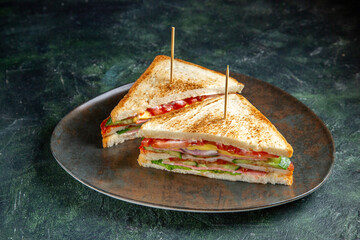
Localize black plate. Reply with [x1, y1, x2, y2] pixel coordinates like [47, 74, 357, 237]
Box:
[50, 72, 335, 212]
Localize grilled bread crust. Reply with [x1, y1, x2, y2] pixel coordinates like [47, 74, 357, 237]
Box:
[139, 94, 293, 158]
[110, 55, 244, 121]
[102, 131, 139, 148]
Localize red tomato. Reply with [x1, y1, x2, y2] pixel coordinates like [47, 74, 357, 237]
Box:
[201, 140, 214, 146]
[100, 117, 129, 136]
[213, 141, 278, 158]
[195, 96, 204, 101]
[141, 138, 153, 147]
[215, 143, 245, 155]
[216, 159, 229, 165]
[172, 100, 187, 110]
[161, 104, 173, 113]
[147, 106, 164, 116]
[100, 117, 110, 135]
[183, 97, 198, 105]
[151, 139, 191, 149]
[146, 95, 217, 117]
[218, 144, 246, 155]
[202, 95, 214, 100]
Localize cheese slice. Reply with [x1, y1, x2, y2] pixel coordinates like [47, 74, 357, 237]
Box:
[139, 111, 152, 120]
[186, 144, 254, 159]
[186, 144, 218, 151]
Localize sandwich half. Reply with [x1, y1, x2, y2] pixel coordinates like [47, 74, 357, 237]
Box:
[138, 94, 294, 185]
[101, 55, 244, 147]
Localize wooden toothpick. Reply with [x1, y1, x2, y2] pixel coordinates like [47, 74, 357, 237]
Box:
[170, 27, 175, 83]
[224, 65, 229, 119]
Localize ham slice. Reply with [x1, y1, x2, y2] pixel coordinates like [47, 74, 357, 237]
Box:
[162, 160, 267, 176]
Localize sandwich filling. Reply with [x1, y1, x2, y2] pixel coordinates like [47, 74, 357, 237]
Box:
[139, 138, 294, 176]
[101, 94, 219, 138]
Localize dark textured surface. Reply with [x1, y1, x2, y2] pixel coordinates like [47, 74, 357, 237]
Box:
[51, 74, 334, 212]
[0, 0, 359, 239]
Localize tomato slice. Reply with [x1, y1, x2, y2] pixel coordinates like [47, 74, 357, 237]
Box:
[212, 141, 278, 158]
[172, 100, 187, 110]
[197, 96, 206, 101]
[147, 95, 220, 117]
[103, 95, 220, 135]
[148, 98, 192, 116]
[100, 117, 129, 136]
[183, 97, 199, 105]
[100, 117, 110, 135]
[147, 106, 164, 116]
[161, 103, 173, 113]
[215, 143, 247, 155]
[141, 138, 153, 147]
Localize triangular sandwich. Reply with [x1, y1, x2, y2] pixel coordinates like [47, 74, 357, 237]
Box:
[138, 94, 294, 185]
[101, 55, 244, 147]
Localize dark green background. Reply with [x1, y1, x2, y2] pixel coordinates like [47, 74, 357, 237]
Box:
[1, 0, 359, 239]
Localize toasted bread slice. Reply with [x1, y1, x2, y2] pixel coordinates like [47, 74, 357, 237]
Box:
[102, 131, 138, 148]
[110, 55, 244, 122]
[139, 94, 293, 158]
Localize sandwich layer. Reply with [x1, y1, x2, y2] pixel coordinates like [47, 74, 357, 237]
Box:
[138, 154, 293, 185]
[102, 55, 244, 148]
[102, 130, 139, 148]
[110, 55, 244, 122]
[101, 94, 219, 148]
[138, 137, 294, 185]
[139, 94, 293, 158]
[142, 152, 292, 175]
